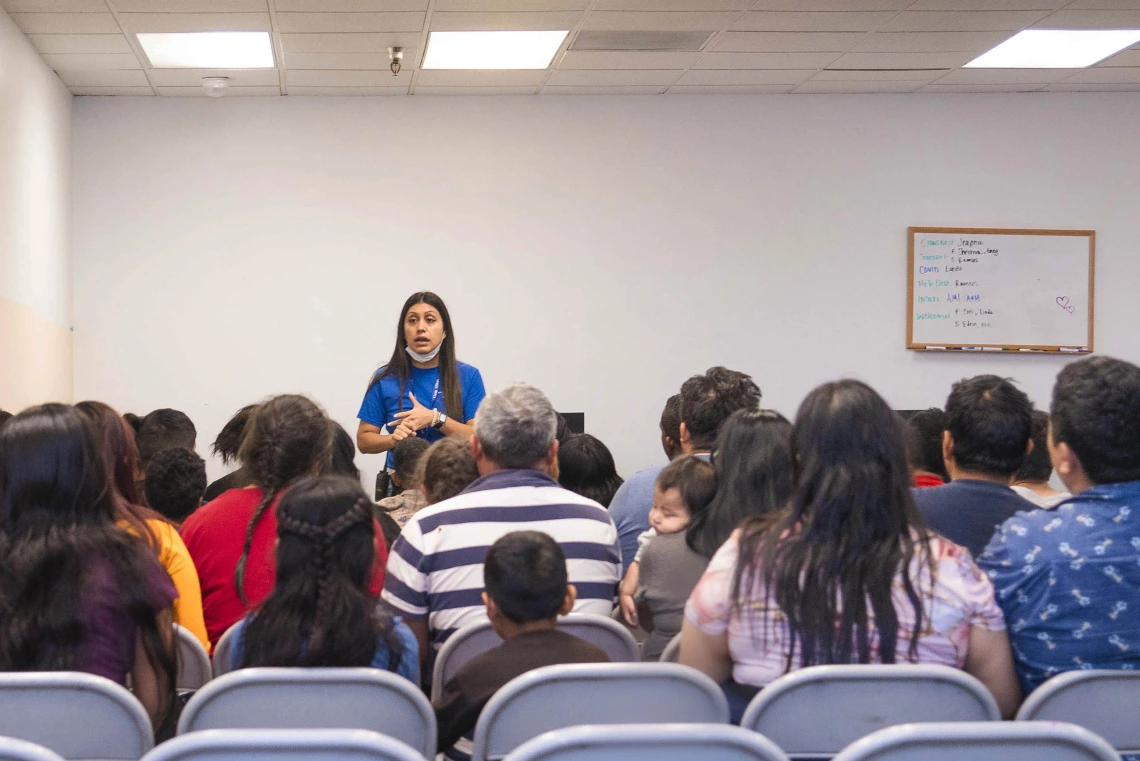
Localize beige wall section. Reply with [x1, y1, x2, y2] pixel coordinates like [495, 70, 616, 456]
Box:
[0, 296, 73, 410]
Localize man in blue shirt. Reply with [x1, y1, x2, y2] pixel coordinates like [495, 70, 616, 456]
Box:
[979, 356, 1140, 693]
[913, 375, 1036, 558]
[608, 368, 761, 574]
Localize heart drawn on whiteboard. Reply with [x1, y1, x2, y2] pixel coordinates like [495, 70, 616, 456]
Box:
[1056, 296, 1076, 314]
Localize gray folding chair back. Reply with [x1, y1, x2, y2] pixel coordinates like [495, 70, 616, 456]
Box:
[0, 738, 67, 761]
[0, 672, 153, 761]
[431, 615, 640, 699]
[142, 729, 425, 761]
[471, 662, 729, 761]
[174, 625, 212, 691]
[177, 667, 436, 758]
[503, 724, 789, 761]
[740, 665, 1001, 760]
[659, 633, 682, 663]
[209, 623, 239, 678]
[831, 721, 1118, 761]
[1016, 669, 1140, 755]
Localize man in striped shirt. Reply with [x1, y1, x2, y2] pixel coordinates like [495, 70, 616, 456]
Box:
[382, 382, 622, 669]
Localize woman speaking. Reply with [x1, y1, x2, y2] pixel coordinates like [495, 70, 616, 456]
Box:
[357, 292, 486, 467]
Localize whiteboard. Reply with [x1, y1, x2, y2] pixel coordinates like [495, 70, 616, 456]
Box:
[907, 227, 1095, 354]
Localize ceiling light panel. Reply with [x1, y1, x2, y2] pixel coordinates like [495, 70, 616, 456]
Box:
[137, 31, 276, 69]
[422, 30, 569, 69]
[965, 29, 1140, 69]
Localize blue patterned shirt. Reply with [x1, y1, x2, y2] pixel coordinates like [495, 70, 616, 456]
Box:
[978, 480, 1140, 694]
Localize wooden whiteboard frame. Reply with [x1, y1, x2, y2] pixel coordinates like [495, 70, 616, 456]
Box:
[907, 227, 1095, 354]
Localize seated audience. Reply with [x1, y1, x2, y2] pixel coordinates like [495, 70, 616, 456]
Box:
[1010, 409, 1069, 509]
[420, 436, 480, 505]
[906, 408, 950, 487]
[136, 408, 197, 484]
[181, 395, 386, 647]
[433, 531, 610, 756]
[203, 404, 259, 502]
[682, 379, 1020, 722]
[383, 383, 621, 667]
[557, 433, 624, 508]
[980, 356, 1140, 693]
[913, 375, 1035, 557]
[378, 437, 432, 527]
[145, 447, 207, 527]
[76, 400, 209, 650]
[0, 405, 179, 737]
[609, 368, 761, 574]
[230, 475, 417, 679]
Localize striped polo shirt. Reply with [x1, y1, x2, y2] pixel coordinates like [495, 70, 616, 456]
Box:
[381, 469, 622, 649]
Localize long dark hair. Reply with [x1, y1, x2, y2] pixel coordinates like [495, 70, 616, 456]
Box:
[733, 380, 932, 671]
[234, 395, 331, 605]
[557, 433, 624, 508]
[0, 405, 178, 729]
[213, 404, 259, 465]
[686, 409, 793, 558]
[368, 292, 463, 421]
[240, 475, 405, 669]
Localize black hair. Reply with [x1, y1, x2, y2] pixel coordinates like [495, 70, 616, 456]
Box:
[1051, 355, 1140, 485]
[368, 292, 463, 422]
[557, 433, 624, 508]
[329, 422, 360, 481]
[1015, 410, 1054, 484]
[687, 409, 793, 558]
[944, 375, 1032, 479]
[905, 408, 949, 482]
[212, 404, 259, 465]
[144, 448, 207, 524]
[484, 530, 568, 624]
[657, 456, 717, 518]
[421, 437, 479, 505]
[555, 414, 572, 445]
[733, 380, 932, 671]
[240, 475, 405, 669]
[679, 367, 762, 450]
[392, 437, 431, 485]
[136, 409, 196, 472]
[123, 412, 143, 434]
[0, 410, 12, 431]
[660, 394, 682, 442]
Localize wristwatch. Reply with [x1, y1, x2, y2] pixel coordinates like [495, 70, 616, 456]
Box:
[433, 412, 447, 430]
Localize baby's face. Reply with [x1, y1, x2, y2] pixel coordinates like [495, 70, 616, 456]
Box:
[649, 486, 691, 534]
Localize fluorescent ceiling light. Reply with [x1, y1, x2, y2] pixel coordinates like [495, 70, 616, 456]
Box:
[423, 30, 568, 70]
[137, 32, 275, 69]
[965, 29, 1140, 68]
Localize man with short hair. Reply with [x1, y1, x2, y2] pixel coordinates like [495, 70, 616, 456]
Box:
[136, 408, 197, 475]
[382, 383, 621, 668]
[608, 368, 761, 574]
[913, 375, 1035, 557]
[979, 356, 1140, 692]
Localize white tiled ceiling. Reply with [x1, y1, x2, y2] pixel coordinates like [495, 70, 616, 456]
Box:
[4, 0, 1140, 95]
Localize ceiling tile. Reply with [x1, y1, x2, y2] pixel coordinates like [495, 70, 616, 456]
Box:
[541, 84, 666, 93]
[1098, 47, 1140, 66]
[1062, 66, 1140, 83]
[851, 31, 1009, 52]
[826, 50, 974, 67]
[674, 67, 811, 84]
[113, 0, 266, 10]
[557, 50, 700, 67]
[28, 33, 133, 54]
[287, 69, 412, 86]
[693, 51, 839, 67]
[750, 0, 907, 8]
[414, 85, 536, 93]
[281, 32, 421, 52]
[147, 68, 281, 86]
[730, 11, 896, 32]
[1, 0, 107, 10]
[909, 0, 1064, 8]
[416, 69, 548, 85]
[70, 86, 155, 95]
[154, 86, 281, 96]
[116, 12, 272, 33]
[9, 12, 121, 33]
[714, 31, 863, 51]
[435, 0, 586, 10]
[545, 68, 681, 84]
[58, 68, 150, 86]
[275, 12, 426, 33]
[288, 85, 408, 94]
[933, 67, 1072, 84]
[578, 11, 739, 30]
[275, 0, 424, 9]
[920, 83, 1046, 91]
[880, 10, 1052, 31]
[430, 10, 582, 29]
[815, 67, 949, 79]
[793, 78, 926, 92]
[1034, 9, 1140, 27]
[668, 83, 793, 92]
[284, 52, 416, 69]
[41, 53, 141, 69]
[1046, 82, 1140, 91]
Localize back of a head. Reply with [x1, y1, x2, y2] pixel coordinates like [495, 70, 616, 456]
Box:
[392, 437, 430, 486]
[0, 410, 11, 431]
[329, 421, 360, 481]
[557, 433, 624, 507]
[239, 395, 331, 491]
[484, 530, 568, 624]
[944, 375, 1032, 479]
[679, 367, 762, 450]
[1015, 410, 1054, 484]
[1052, 355, 1140, 485]
[144, 448, 207, 524]
[421, 437, 479, 504]
[212, 404, 259, 466]
[137, 408, 196, 470]
[75, 400, 146, 507]
[474, 383, 557, 470]
[905, 408, 949, 482]
[659, 394, 682, 442]
[658, 455, 717, 519]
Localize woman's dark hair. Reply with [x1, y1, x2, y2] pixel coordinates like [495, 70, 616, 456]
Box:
[234, 395, 332, 605]
[733, 380, 932, 671]
[368, 292, 463, 422]
[557, 433, 624, 508]
[240, 475, 404, 669]
[686, 409, 793, 558]
[329, 422, 360, 481]
[421, 437, 479, 505]
[1015, 409, 1053, 484]
[213, 404, 259, 465]
[905, 408, 949, 482]
[0, 404, 177, 730]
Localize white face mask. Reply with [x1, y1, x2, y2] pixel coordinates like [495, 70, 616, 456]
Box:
[406, 343, 442, 363]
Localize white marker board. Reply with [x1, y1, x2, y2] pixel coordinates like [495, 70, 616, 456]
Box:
[907, 227, 1095, 354]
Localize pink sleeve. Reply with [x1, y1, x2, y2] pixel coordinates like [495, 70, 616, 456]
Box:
[944, 542, 1006, 632]
[684, 535, 740, 636]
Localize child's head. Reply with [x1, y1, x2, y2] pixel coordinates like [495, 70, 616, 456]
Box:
[392, 437, 430, 490]
[483, 530, 576, 636]
[144, 447, 207, 525]
[420, 436, 480, 504]
[650, 455, 717, 535]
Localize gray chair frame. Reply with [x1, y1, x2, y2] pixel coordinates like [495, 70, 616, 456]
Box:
[0, 738, 67, 761]
[740, 665, 1001, 760]
[830, 721, 1119, 761]
[0, 672, 153, 761]
[503, 724, 789, 761]
[173, 625, 212, 691]
[430, 615, 640, 699]
[141, 729, 425, 761]
[470, 662, 729, 761]
[659, 633, 682, 663]
[177, 667, 436, 758]
[209, 622, 239, 678]
[1016, 669, 1140, 755]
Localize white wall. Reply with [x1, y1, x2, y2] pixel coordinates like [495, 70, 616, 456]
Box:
[0, 7, 72, 409]
[72, 92, 1140, 488]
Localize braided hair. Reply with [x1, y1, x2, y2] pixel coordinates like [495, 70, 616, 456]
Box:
[233, 395, 331, 605]
[239, 475, 405, 670]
